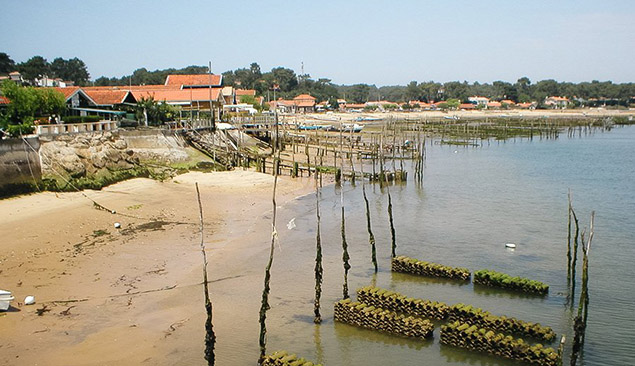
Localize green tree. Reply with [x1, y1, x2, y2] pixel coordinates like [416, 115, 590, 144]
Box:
[405, 81, 421, 101]
[346, 84, 373, 103]
[438, 98, 460, 110]
[328, 96, 339, 110]
[493, 81, 517, 101]
[239, 95, 263, 111]
[50, 57, 90, 85]
[443, 81, 469, 102]
[135, 96, 176, 125]
[17, 56, 50, 82]
[0, 80, 65, 136]
[268, 67, 298, 92]
[0, 52, 15, 75]
[419, 81, 442, 102]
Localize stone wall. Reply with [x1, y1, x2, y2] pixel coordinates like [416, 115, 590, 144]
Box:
[0, 137, 42, 191]
[0, 129, 194, 196]
[38, 129, 190, 179]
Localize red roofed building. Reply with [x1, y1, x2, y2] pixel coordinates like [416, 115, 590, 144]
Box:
[460, 103, 476, 110]
[131, 87, 225, 119]
[164, 74, 222, 89]
[544, 96, 569, 108]
[82, 88, 136, 107]
[236, 89, 259, 104]
[293, 94, 316, 113]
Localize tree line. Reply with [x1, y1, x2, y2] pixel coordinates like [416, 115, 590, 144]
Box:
[2, 53, 633, 107]
[339, 78, 634, 107]
[1, 53, 90, 86]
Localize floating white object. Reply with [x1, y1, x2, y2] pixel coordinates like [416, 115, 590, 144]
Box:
[111, 210, 116, 214]
[114, 222, 121, 229]
[24, 296, 35, 305]
[287, 218, 296, 230]
[505, 243, 517, 249]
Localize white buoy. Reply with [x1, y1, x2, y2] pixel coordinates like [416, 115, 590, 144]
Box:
[24, 296, 35, 305]
[114, 222, 121, 229]
[505, 243, 517, 249]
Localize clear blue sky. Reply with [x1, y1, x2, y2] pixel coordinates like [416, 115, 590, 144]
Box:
[2, 0, 634, 85]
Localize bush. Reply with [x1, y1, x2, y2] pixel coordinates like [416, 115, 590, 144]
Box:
[5, 120, 35, 137]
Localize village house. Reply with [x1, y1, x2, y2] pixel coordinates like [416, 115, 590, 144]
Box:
[544, 96, 569, 108]
[468, 96, 490, 106]
[341, 103, 366, 112]
[293, 94, 316, 113]
[222, 86, 236, 105]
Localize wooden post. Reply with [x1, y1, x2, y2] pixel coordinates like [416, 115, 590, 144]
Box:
[195, 183, 216, 365]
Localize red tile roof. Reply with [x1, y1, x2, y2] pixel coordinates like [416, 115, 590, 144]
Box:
[53, 87, 81, 100]
[131, 88, 223, 103]
[0, 96, 9, 105]
[165, 74, 222, 87]
[460, 103, 476, 109]
[236, 89, 256, 96]
[83, 89, 132, 106]
[296, 100, 316, 107]
[293, 94, 316, 101]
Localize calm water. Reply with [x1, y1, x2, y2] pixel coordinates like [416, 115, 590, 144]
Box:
[266, 126, 635, 366]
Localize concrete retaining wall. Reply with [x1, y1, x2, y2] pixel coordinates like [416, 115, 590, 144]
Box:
[0, 137, 42, 190]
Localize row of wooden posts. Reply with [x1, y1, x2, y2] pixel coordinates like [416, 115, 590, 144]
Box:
[192, 115, 596, 365]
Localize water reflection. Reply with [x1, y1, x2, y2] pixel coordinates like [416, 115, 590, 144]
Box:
[390, 271, 471, 288]
[333, 321, 433, 351]
[472, 283, 549, 301]
[439, 344, 518, 366]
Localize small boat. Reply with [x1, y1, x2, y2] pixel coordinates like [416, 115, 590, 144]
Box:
[0, 290, 15, 311]
[354, 116, 381, 122]
[341, 123, 364, 132]
[505, 243, 517, 249]
[297, 125, 321, 130]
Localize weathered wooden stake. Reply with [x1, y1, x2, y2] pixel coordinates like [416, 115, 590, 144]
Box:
[195, 183, 216, 365]
[361, 162, 377, 272]
[313, 167, 323, 323]
[567, 190, 573, 281]
[258, 113, 281, 364]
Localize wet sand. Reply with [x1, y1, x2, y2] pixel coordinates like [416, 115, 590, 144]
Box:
[0, 170, 314, 365]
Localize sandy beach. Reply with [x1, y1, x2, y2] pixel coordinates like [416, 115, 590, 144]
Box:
[0, 170, 314, 365]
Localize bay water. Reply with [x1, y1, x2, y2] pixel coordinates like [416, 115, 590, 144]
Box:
[265, 125, 635, 365]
